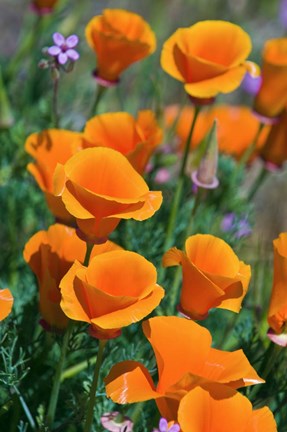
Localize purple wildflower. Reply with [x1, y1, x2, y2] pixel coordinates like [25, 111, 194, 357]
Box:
[279, 0, 287, 29]
[241, 72, 262, 96]
[221, 213, 252, 239]
[47, 33, 79, 65]
[153, 418, 180, 432]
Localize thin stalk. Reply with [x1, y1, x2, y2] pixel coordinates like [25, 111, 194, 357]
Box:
[83, 339, 107, 432]
[12, 386, 36, 430]
[90, 85, 107, 117]
[45, 324, 72, 428]
[61, 355, 97, 382]
[160, 106, 201, 263]
[52, 73, 60, 128]
[84, 242, 93, 267]
[247, 165, 269, 201]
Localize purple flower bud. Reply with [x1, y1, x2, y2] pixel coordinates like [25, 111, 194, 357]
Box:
[279, 0, 287, 29]
[241, 72, 262, 96]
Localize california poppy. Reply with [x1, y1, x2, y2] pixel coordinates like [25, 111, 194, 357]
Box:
[161, 20, 258, 99]
[82, 110, 162, 174]
[85, 9, 156, 84]
[53, 147, 163, 242]
[267, 233, 287, 346]
[60, 250, 164, 339]
[162, 234, 251, 320]
[105, 316, 263, 421]
[260, 109, 287, 166]
[23, 224, 86, 330]
[0, 288, 14, 321]
[178, 382, 277, 432]
[254, 38, 287, 119]
[25, 129, 82, 222]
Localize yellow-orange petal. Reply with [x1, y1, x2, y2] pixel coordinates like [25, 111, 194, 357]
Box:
[0, 289, 14, 321]
[184, 65, 247, 98]
[60, 260, 91, 324]
[178, 383, 252, 432]
[268, 233, 287, 333]
[90, 240, 123, 261]
[142, 316, 212, 393]
[247, 407, 278, 432]
[200, 348, 264, 388]
[105, 360, 160, 404]
[91, 284, 164, 330]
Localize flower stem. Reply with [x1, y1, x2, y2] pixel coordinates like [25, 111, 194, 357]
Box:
[84, 242, 93, 266]
[84, 339, 107, 432]
[45, 324, 72, 428]
[90, 85, 107, 117]
[52, 72, 60, 128]
[159, 106, 201, 283]
[12, 385, 36, 430]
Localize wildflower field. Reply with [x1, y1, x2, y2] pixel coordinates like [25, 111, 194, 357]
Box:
[1, 0, 287, 431]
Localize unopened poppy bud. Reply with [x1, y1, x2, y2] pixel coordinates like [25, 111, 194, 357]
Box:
[0, 67, 14, 129]
[191, 120, 219, 189]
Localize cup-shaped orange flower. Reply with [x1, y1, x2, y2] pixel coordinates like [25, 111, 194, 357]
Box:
[23, 224, 86, 331]
[162, 234, 251, 320]
[25, 129, 82, 222]
[254, 38, 287, 119]
[60, 250, 164, 339]
[82, 110, 162, 174]
[53, 147, 163, 242]
[267, 233, 287, 346]
[0, 288, 14, 321]
[161, 20, 257, 100]
[260, 109, 287, 166]
[105, 316, 263, 422]
[85, 9, 156, 84]
[178, 382, 277, 432]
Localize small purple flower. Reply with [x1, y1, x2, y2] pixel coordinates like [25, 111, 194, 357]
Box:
[153, 418, 180, 432]
[48, 32, 79, 65]
[221, 213, 252, 239]
[279, 0, 287, 29]
[241, 72, 262, 96]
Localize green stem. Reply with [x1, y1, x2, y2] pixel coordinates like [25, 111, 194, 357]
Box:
[61, 355, 97, 382]
[159, 106, 201, 279]
[45, 324, 72, 428]
[12, 386, 36, 430]
[90, 85, 107, 117]
[52, 74, 60, 128]
[83, 339, 107, 432]
[247, 165, 269, 202]
[84, 242, 93, 267]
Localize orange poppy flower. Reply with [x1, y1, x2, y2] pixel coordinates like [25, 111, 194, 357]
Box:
[60, 250, 164, 339]
[254, 38, 287, 119]
[23, 224, 86, 330]
[85, 9, 156, 83]
[161, 21, 258, 99]
[82, 110, 162, 174]
[25, 129, 82, 222]
[162, 234, 251, 320]
[53, 147, 163, 242]
[267, 233, 287, 346]
[178, 382, 277, 432]
[31, 0, 58, 13]
[105, 316, 263, 421]
[0, 288, 14, 321]
[260, 109, 287, 166]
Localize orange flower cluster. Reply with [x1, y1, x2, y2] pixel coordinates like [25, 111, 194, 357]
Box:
[105, 316, 276, 430]
[0, 288, 14, 321]
[267, 233, 287, 346]
[161, 21, 258, 100]
[85, 9, 156, 84]
[25, 111, 163, 241]
[163, 234, 250, 319]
